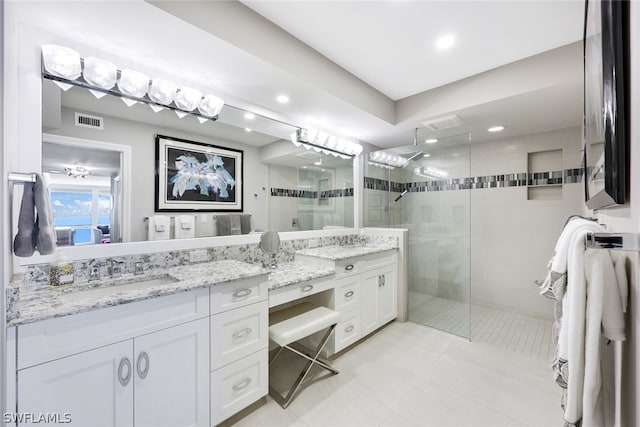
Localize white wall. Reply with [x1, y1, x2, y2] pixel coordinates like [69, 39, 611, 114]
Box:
[49, 106, 269, 242]
[470, 126, 583, 318]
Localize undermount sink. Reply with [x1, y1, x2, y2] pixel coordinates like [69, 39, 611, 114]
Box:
[60, 274, 179, 303]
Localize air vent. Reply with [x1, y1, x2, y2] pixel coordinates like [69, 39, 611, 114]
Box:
[421, 114, 464, 131]
[75, 112, 103, 130]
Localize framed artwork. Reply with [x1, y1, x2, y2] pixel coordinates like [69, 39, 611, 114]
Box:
[583, 0, 628, 209]
[155, 134, 243, 212]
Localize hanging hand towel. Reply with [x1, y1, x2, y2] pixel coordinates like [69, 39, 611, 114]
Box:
[148, 215, 171, 240]
[175, 215, 195, 239]
[229, 215, 242, 235]
[13, 181, 36, 257]
[34, 174, 57, 255]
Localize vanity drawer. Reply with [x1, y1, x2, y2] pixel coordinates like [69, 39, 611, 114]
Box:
[334, 309, 361, 353]
[210, 277, 268, 314]
[334, 259, 361, 278]
[268, 276, 334, 308]
[211, 349, 268, 425]
[334, 276, 361, 313]
[18, 288, 209, 370]
[211, 302, 268, 370]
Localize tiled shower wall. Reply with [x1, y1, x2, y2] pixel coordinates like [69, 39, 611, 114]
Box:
[365, 126, 584, 318]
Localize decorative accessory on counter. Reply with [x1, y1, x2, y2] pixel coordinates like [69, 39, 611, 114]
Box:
[49, 263, 75, 286]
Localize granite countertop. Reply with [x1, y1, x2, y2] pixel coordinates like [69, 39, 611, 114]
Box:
[267, 262, 335, 291]
[7, 260, 270, 327]
[295, 243, 397, 261]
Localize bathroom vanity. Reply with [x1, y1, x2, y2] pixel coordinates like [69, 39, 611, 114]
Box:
[5, 241, 399, 426]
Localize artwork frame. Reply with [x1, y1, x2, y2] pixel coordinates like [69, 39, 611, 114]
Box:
[583, 0, 628, 209]
[155, 134, 243, 212]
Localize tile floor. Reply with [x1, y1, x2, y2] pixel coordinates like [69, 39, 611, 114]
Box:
[222, 320, 563, 427]
[408, 293, 556, 360]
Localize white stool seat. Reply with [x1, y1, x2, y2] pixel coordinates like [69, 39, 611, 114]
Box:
[269, 302, 341, 347]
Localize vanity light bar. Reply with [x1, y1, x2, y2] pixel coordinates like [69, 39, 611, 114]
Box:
[367, 161, 395, 170]
[290, 128, 362, 158]
[369, 151, 409, 168]
[41, 44, 225, 121]
[413, 166, 448, 179]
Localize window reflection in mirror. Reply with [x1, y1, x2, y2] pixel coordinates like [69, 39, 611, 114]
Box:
[42, 79, 356, 245]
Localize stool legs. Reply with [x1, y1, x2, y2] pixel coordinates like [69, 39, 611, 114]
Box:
[270, 324, 338, 409]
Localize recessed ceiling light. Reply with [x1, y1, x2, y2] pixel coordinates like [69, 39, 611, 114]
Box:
[276, 95, 289, 104]
[244, 127, 252, 132]
[425, 138, 438, 144]
[244, 113, 255, 120]
[488, 126, 505, 132]
[423, 153, 431, 158]
[435, 34, 455, 51]
[314, 161, 322, 166]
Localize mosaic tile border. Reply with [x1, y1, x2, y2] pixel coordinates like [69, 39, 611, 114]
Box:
[365, 168, 583, 192]
[271, 187, 354, 198]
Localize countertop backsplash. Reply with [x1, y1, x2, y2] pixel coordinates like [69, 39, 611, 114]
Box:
[15, 234, 398, 288]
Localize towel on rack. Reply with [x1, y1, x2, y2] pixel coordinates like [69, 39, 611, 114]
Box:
[13, 173, 57, 257]
[175, 215, 195, 239]
[540, 217, 627, 427]
[34, 174, 57, 255]
[13, 181, 36, 257]
[229, 215, 242, 235]
[147, 215, 170, 240]
[240, 214, 252, 234]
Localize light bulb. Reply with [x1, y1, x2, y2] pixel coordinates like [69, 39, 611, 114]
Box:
[175, 86, 202, 111]
[149, 78, 177, 105]
[83, 57, 117, 89]
[198, 94, 224, 117]
[41, 45, 81, 80]
[117, 69, 149, 98]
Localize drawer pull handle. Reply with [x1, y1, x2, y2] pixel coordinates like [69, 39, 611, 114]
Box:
[345, 264, 354, 271]
[232, 377, 252, 392]
[118, 357, 132, 387]
[345, 290, 354, 298]
[345, 325, 354, 333]
[232, 327, 252, 341]
[136, 351, 150, 380]
[233, 288, 252, 299]
[301, 284, 314, 292]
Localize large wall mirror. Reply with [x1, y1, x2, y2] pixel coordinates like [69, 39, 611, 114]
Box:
[41, 79, 355, 246]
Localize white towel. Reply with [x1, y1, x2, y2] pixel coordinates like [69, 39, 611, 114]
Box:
[544, 218, 627, 427]
[175, 215, 195, 239]
[147, 215, 170, 240]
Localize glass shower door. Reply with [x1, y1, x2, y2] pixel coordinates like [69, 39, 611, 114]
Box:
[365, 132, 471, 338]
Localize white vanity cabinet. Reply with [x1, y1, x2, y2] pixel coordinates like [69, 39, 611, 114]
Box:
[297, 250, 398, 354]
[15, 289, 210, 427]
[209, 276, 269, 426]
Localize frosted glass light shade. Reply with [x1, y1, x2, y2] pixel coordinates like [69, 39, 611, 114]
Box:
[117, 69, 149, 98]
[83, 57, 117, 89]
[42, 45, 81, 80]
[149, 78, 177, 105]
[198, 94, 224, 117]
[175, 87, 202, 111]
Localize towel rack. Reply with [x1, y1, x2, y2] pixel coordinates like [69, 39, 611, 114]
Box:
[8, 172, 36, 183]
[585, 232, 640, 251]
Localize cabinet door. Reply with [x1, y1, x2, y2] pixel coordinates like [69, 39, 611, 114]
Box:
[361, 268, 383, 336]
[378, 266, 397, 325]
[17, 340, 134, 427]
[133, 318, 209, 427]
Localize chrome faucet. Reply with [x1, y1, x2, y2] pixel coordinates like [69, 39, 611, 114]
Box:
[134, 262, 144, 275]
[109, 259, 124, 278]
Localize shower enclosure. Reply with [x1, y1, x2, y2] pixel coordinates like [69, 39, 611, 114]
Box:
[365, 131, 471, 338]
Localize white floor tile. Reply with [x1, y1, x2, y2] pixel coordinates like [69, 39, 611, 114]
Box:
[225, 320, 564, 427]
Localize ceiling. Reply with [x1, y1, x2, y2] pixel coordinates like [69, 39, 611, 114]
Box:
[16, 0, 585, 150]
[241, 1, 584, 100]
